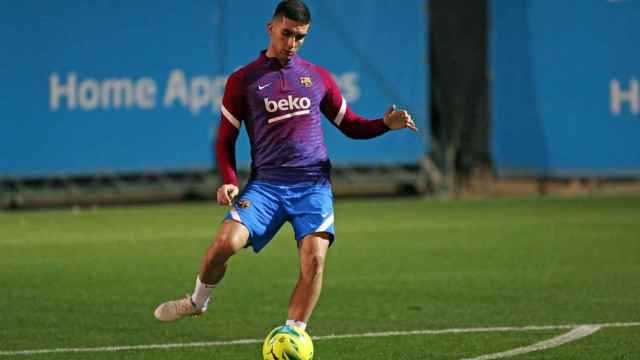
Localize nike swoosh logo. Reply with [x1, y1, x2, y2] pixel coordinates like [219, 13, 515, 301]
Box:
[258, 83, 272, 90]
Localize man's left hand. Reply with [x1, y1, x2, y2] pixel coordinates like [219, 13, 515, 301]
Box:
[383, 104, 417, 132]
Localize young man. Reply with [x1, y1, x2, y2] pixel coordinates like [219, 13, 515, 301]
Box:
[154, 0, 416, 331]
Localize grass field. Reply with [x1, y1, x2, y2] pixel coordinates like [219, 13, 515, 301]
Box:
[1, 195, 639, 359]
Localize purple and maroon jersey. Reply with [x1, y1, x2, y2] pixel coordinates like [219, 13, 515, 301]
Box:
[216, 51, 389, 185]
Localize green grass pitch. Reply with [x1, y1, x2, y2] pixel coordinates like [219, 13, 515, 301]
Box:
[1, 196, 639, 359]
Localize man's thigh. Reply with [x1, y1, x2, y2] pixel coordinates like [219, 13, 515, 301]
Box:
[287, 184, 335, 244]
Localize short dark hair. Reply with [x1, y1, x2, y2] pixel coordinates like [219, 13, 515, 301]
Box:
[273, 0, 311, 24]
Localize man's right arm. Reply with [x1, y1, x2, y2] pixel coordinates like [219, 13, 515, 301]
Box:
[214, 71, 245, 205]
[215, 118, 240, 205]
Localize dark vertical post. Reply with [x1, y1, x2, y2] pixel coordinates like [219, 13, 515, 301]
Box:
[428, 0, 491, 194]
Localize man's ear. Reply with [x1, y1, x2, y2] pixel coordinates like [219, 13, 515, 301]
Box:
[267, 21, 273, 35]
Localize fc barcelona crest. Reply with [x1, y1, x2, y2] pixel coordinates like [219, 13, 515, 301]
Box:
[299, 76, 312, 87]
[238, 199, 251, 209]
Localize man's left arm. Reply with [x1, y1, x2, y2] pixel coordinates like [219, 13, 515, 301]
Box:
[317, 67, 417, 139]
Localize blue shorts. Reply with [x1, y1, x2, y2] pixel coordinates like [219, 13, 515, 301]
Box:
[224, 180, 335, 252]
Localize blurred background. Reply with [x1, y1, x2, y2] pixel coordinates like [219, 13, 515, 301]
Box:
[1, 0, 639, 209]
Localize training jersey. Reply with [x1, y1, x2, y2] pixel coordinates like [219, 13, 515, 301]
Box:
[216, 50, 389, 185]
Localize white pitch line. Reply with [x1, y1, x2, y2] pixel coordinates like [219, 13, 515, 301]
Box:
[461, 325, 602, 360]
[0, 322, 638, 357]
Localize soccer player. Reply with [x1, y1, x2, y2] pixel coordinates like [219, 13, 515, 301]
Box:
[154, 0, 417, 331]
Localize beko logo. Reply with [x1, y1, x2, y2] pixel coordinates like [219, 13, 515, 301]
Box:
[263, 96, 311, 113]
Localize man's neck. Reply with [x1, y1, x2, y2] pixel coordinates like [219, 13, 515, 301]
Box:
[266, 48, 289, 67]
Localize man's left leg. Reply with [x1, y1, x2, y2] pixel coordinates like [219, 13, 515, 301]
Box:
[287, 232, 331, 326]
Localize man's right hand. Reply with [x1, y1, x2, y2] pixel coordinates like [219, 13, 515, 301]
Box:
[216, 184, 239, 206]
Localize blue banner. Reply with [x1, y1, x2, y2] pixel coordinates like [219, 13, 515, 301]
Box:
[491, 0, 640, 177]
[0, 1, 428, 177]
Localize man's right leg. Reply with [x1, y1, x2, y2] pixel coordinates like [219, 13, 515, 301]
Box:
[198, 220, 250, 285]
[154, 220, 249, 322]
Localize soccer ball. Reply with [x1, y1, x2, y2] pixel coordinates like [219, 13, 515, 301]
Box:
[262, 325, 314, 360]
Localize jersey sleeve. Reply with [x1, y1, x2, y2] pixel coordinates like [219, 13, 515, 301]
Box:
[317, 67, 389, 139]
[215, 70, 245, 186]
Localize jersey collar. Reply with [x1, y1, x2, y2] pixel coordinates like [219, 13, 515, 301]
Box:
[259, 50, 299, 69]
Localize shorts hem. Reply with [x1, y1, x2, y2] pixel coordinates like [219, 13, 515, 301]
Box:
[295, 230, 335, 246]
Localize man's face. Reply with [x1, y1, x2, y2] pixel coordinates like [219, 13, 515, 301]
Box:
[267, 16, 310, 63]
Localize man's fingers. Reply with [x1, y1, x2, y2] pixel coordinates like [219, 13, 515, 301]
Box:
[406, 115, 416, 130]
[400, 114, 417, 132]
[216, 190, 226, 205]
[216, 185, 239, 206]
[217, 189, 229, 205]
[227, 188, 238, 205]
[224, 188, 235, 205]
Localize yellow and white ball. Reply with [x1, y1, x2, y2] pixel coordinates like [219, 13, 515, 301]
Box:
[262, 325, 314, 360]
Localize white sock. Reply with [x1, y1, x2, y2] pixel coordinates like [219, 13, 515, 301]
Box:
[286, 319, 307, 331]
[191, 276, 215, 310]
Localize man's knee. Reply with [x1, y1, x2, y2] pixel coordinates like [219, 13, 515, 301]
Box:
[299, 234, 330, 280]
[301, 253, 325, 280]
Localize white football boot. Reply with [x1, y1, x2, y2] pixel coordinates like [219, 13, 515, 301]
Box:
[154, 294, 204, 322]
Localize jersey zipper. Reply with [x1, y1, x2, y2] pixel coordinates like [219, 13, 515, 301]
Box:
[279, 69, 289, 92]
